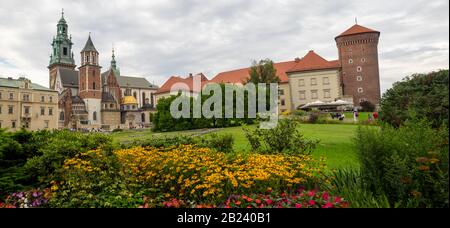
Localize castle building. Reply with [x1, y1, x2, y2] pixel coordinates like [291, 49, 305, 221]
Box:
[49, 12, 158, 130]
[0, 77, 58, 132]
[201, 23, 382, 111]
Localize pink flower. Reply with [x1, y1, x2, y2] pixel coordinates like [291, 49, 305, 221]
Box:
[322, 202, 334, 209]
[308, 200, 316, 206]
[307, 191, 315, 197]
[295, 203, 302, 208]
[266, 199, 273, 205]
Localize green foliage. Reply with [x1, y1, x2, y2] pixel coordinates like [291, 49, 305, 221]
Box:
[127, 135, 197, 149]
[246, 59, 281, 84]
[381, 69, 449, 128]
[243, 119, 319, 155]
[359, 101, 376, 112]
[199, 133, 235, 153]
[293, 110, 307, 117]
[355, 120, 449, 208]
[307, 111, 321, 124]
[24, 131, 115, 185]
[330, 169, 391, 208]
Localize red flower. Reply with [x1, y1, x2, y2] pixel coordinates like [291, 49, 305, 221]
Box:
[225, 205, 231, 208]
[308, 200, 316, 206]
[246, 198, 253, 203]
[255, 199, 262, 204]
[307, 191, 315, 197]
[322, 192, 329, 201]
[322, 202, 334, 209]
[334, 197, 342, 204]
[235, 201, 241, 206]
[247, 206, 252, 208]
[266, 199, 273, 205]
[295, 203, 302, 208]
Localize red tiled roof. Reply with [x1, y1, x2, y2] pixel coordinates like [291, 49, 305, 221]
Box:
[286, 51, 340, 73]
[155, 73, 209, 95]
[336, 24, 379, 39]
[210, 61, 298, 84]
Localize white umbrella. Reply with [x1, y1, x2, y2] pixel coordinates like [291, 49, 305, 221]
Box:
[300, 100, 325, 109]
[330, 100, 353, 106]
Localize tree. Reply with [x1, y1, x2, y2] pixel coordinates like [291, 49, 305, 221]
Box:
[380, 69, 449, 128]
[360, 100, 376, 112]
[246, 59, 281, 84]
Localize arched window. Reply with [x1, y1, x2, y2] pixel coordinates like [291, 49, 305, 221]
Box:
[93, 111, 97, 121]
[133, 92, 137, 99]
[93, 82, 96, 90]
[141, 113, 146, 123]
[142, 93, 146, 104]
[59, 111, 65, 121]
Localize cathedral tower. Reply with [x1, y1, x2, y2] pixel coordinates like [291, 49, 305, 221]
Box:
[79, 34, 102, 126]
[48, 10, 76, 90]
[336, 24, 381, 106]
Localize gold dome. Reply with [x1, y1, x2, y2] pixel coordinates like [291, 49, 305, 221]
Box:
[122, 96, 138, 105]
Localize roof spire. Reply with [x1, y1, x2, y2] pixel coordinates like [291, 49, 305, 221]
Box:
[62, 8, 64, 18]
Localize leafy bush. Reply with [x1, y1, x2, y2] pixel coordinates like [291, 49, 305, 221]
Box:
[359, 101, 376, 112]
[112, 128, 124, 133]
[308, 111, 321, 124]
[355, 120, 449, 208]
[293, 110, 307, 117]
[381, 69, 449, 128]
[330, 169, 391, 208]
[243, 118, 319, 155]
[199, 133, 235, 153]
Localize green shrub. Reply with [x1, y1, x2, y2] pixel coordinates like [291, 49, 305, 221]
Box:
[128, 135, 197, 149]
[355, 120, 449, 208]
[381, 69, 449, 128]
[308, 111, 321, 124]
[293, 110, 307, 117]
[112, 128, 123, 133]
[360, 101, 376, 112]
[330, 169, 391, 208]
[243, 118, 319, 155]
[199, 133, 235, 153]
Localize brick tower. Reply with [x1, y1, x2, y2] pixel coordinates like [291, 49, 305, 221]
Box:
[79, 34, 102, 126]
[48, 10, 76, 90]
[335, 24, 381, 106]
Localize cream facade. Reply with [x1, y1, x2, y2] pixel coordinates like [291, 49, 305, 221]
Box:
[288, 69, 341, 110]
[0, 77, 58, 132]
[278, 83, 292, 113]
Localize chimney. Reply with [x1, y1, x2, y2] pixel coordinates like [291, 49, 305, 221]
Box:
[189, 73, 193, 78]
[295, 57, 301, 63]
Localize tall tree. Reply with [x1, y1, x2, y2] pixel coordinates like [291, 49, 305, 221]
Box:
[246, 59, 281, 84]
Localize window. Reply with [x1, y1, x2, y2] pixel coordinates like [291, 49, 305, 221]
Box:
[86, 55, 90, 63]
[93, 112, 97, 121]
[11, 121, 16, 129]
[279, 90, 285, 96]
[59, 111, 65, 121]
[23, 94, 30, 101]
[357, 66, 363, 72]
[133, 92, 137, 99]
[311, 78, 317, 86]
[8, 106, 13, 114]
[281, 99, 286, 106]
[49, 108, 53, 116]
[49, 96, 53, 103]
[44, 121, 49, 129]
[299, 79, 305, 87]
[24, 106, 30, 115]
[349, 59, 353, 64]
[324, 89, 331, 99]
[110, 104, 114, 109]
[0, 122, 2, 128]
[93, 82, 96, 90]
[361, 58, 366, 63]
[141, 113, 146, 123]
[9, 93, 14, 100]
[323, 77, 330, 85]
[0, 106, 2, 114]
[359, 98, 367, 103]
[25, 83, 29, 89]
[311, 90, 318, 99]
[358, 88, 364, 93]
[357, 76, 363, 81]
[63, 47, 68, 56]
[41, 107, 45, 116]
[41, 96, 45, 102]
[142, 93, 146, 104]
[0, 92, 2, 99]
[299, 91, 306, 100]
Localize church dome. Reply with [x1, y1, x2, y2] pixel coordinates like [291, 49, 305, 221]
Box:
[122, 96, 138, 105]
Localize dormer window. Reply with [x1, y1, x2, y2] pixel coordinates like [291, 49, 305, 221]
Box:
[63, 47, 68, 56]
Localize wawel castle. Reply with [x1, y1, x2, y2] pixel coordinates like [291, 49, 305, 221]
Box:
[1, 11, 381, 131]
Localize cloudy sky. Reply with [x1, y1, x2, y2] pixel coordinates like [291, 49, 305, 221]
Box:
[0, 0, 448, 93]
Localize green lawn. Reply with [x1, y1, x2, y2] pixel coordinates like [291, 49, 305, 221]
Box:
[111, 124, 363, 170]
[208, 124, 361, 170]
